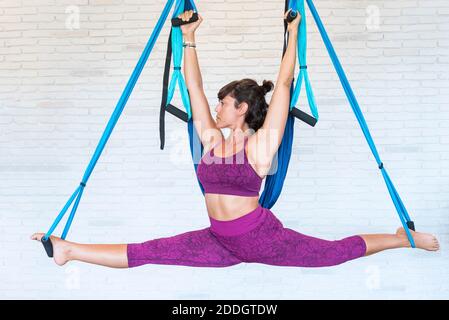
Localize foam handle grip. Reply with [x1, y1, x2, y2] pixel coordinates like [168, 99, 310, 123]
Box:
[171, 12, 199, 27]
[286, 10, 298, 23]
[42, 237, 54, 258]
[166, 104, 188, 122]
[407, 221, 416, 231]
[290, 107, 317, 127]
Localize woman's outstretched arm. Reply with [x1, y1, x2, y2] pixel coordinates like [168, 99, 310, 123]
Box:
[258, 11, 301, 160]
[180, 11, 223, 147]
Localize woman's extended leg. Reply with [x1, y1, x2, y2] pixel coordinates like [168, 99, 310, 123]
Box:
[126, 227, 242, 268]
[215, 209, 440, 268]
[244, 226, 439, 268]
[31, 228, 242, 269]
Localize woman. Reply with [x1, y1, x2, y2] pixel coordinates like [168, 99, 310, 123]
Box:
[32, 10, 439, 268]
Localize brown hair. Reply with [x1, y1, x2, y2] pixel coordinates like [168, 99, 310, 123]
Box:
[217, 78, 274, 131]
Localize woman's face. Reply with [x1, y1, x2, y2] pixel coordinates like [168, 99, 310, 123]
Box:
[214, 95, 236, 129]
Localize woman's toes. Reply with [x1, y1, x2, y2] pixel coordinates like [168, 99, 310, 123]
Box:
[31, 233, 45, 241]
[434, 239, 440, 250]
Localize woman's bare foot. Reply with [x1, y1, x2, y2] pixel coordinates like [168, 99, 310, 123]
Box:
[396, 227, 440, 251]
[31, 233, 72, 266]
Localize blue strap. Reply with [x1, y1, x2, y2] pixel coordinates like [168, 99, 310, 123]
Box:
[44, 0, 176, 241]
[259, 2, 298, 209]
[259, 112, 295, 209]
[166, 0, 196, 120]
[188, 119, 206, 195]
[305, 0, 415, 247]
[288, 0, 298, 13]
[183, 0, 196, 12]
[43, 185, 82, 240]
[289, 0, 318, 120]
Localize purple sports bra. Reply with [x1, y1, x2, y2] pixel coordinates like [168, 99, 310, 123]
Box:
[197, 136, 263, 197]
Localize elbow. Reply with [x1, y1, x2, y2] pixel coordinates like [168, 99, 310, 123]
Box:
[281, 78, 293, 88]
[277, 75, 294, 88]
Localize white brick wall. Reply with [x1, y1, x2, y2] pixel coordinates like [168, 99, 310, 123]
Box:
[1, 0, 448, 299]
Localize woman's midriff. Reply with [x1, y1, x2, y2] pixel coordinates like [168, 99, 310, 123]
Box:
[205, 194, 260, 221]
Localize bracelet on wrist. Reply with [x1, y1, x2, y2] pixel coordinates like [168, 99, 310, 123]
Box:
[183, 41, 196, 48]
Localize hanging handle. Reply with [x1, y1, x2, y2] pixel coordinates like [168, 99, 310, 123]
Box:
[171, 12, 199, 27]
[42, 237, 54, 258]
[166, 104, 189, 122]
[290, 107, 317, 127]
[285, 10, 298, 23]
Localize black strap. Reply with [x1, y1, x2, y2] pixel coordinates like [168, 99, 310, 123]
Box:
[159, 28, 173, 150]
[282, 0, 289, 57]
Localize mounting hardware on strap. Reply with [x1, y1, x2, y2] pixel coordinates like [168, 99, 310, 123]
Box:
[80, 182, 86, 187]
[171, 12, 199, 27]
[378, 162, 384, 170]
[285, 9, 298, 23]
[407, 221, 416, 231]
[174, 66, 181, 70]
[300, 65, 308, 69]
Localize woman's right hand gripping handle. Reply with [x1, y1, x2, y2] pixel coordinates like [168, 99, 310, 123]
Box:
[177, 10, 203, 36]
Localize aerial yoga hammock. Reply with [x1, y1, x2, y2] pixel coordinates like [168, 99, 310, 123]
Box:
[40, 0, 417, 262]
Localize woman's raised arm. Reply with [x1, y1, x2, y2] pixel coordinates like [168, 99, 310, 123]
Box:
[258, 10, 301, 160]
[181, 11, 223, 149]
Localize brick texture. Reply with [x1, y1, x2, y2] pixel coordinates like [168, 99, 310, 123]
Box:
[0, 0, 448, 299]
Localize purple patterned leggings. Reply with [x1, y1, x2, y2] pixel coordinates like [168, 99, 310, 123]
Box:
[127, 205, 367, 268]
